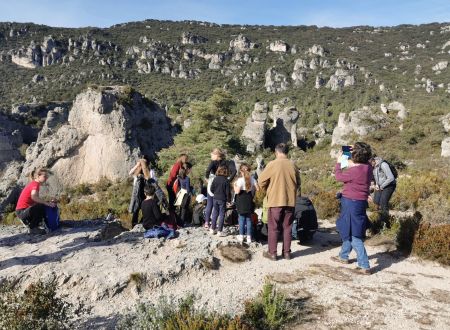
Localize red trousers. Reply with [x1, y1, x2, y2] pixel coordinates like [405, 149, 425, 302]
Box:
[267, 207, 294, 255]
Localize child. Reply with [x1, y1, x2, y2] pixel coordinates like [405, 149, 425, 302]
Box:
[141, 185, 162, 230]
[175, 165, 192, 226]
[210, 165, 230, 236]
[234, 163, 259, 243]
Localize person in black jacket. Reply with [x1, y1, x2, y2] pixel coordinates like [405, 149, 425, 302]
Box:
[204, 148, 237, 228]
[292, 192, 318, 243]
[210, 165, 230, 236]
[141, 185, 163, 230]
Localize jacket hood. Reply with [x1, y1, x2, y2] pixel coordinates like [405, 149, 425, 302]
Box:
[297, 197, 312, 205]
[373, 156, 383, 166]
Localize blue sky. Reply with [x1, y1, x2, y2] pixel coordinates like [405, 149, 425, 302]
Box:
[1, 0, 449, 28]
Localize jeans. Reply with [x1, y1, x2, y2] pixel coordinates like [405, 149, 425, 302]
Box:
[267, 207, 294, 255]
[238, 213, 252, 236]
[374, 184, 396, 227]
[204, 193, 214, 225]
[211, 199, 226, 231]
[339, 236, 370, 269]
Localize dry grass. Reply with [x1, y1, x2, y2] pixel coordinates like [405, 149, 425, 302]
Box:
[219, 243, 251, 263]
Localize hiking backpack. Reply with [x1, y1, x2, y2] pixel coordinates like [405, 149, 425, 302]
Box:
[383, 160, 398, 179]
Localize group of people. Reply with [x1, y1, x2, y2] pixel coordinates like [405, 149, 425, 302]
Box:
[14, 141, 397, 275]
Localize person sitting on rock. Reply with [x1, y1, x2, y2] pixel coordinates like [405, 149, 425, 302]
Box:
[141, 185, 162, 230]
[15, 168, 56, 235]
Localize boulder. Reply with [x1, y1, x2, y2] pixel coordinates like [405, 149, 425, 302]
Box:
[441, 113, 450, 133]
[267, 99, 299, 147]
[442, 137, 450, 158]
[307, 44, 326, 57]
[229, 34, 255, 51]
[181, 32, 208, 45]
[315, 76, 325, 89]
[432, 61, 448, 71]
[331, 108, 387, 146]
[269, 40, 289, 52]
[265, 67, 288, 93]
[18, 86, 174, 195]
[426, 79, 435, 93]
[242, 102, 268, 153]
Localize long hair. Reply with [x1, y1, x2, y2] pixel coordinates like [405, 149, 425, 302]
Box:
[211, 148, 225, 160]
[240, 163, 252, 192]
[29, 168, 48, 181]
[178, 167, 187, 179]
[177, 153, 188, 164]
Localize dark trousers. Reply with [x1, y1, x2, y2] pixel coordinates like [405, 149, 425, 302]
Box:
[131, 210, 140, 227]
[204, 194, 214, 225]
[211, 199, 226, 231]
[374, 184, 396, 227]
[166, 183, 176, 210]
[267, 207, 294, 255]
[16, 204, 45, 229]
[178, 195, 191, 227]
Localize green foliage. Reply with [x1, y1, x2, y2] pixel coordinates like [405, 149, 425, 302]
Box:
[413, 223, 450, 265]
[0, 279, 73, 330]
[310, 191, 340, 220]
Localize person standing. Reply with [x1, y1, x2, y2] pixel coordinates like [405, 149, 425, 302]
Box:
[204, 148, 236, 228]
[128, 158, 152, 227]
[258, 143, 301, 260]
[166, 154, 189, 210]
[234, 163, 259, 243]
[370, 156, 396, 229]
[15, 168, 56, 235]
[333, 142, 373, 275]
[210, 165, 231, 237]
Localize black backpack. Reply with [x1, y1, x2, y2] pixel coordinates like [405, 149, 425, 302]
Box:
[383, 161, 398, 179]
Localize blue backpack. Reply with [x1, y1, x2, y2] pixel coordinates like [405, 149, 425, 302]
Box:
[144, 224, 176, 239]
[45, 206, 60, 232]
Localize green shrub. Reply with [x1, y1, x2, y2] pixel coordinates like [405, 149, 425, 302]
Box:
[412, 223, 450, 265]
[0, 279, 73, 329]
[310, 191, 340, 220]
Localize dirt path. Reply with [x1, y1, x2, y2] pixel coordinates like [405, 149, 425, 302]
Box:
[0, 220, 449, 329]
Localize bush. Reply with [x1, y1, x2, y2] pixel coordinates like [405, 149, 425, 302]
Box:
[396, 212, 422, 254]
[0, 279, 73, 329]
[310, 191, 340, 220]
[412, 223, 450, 265]
[417, 194, 450, 225]
[118, 283, 296, 330]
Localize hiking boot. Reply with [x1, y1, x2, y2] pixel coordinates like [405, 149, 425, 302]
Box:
[217, 231, 226, 237]
[283, 252, 292, 260]
[237, 235, 244, 243]
[330, 256, 350, 264]
[209, 228, 217, 235]
[246, 235, 252, 243]
[263, 251, 277, 261]
[352, 267, 371, 275]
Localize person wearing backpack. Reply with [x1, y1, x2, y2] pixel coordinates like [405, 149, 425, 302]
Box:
[370, 156, 397, 229]
[209, 165, 231, 237]
[234, 163, 259, 243]
[292, 191, 318, 243]
[204, 148, 237, 229]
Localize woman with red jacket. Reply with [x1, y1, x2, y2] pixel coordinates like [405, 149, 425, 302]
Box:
[166, 153, 188, 210]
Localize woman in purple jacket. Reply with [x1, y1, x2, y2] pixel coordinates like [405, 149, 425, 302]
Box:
[333, 142, 373, 275]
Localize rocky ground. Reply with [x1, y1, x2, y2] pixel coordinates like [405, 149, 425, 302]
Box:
[0, 219, 449, 329]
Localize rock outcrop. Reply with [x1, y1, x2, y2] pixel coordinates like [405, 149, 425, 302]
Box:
[12, 36, 63, 68]
[265, 67, 288, 93]
[241, 102, 268, 153]
[17, 86, 174, 195]
[307, 44, 326, 57]
[387, 101, 409, 120]
[442, 113, 450, 158]
[267, 98, 299, 147]
[229, 34, 255, 51]
[269, 40, 289, 52]
[331, 107, 387, 147]
[181, 32, 208, 45]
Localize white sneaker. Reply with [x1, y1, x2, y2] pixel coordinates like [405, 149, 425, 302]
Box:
[209, 228, 216, 235]
[246, 235, 252, 243]
[237, 235, 244, 243]
[217, 231, 226, 237]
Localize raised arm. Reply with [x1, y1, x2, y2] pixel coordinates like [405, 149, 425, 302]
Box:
[334, 163, 353, 183]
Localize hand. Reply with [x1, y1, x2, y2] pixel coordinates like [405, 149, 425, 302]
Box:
[46, 202, 56, 208]
[375, 186, 380, 191]
[367, 195, 373, 203]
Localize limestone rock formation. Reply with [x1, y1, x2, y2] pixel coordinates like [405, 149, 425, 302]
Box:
[432, 61, 448, 71]
[181, 32, 208, 45]
[267, 98, 299, 147]
[307, 44, 326, 57]
[17, 86, 174, 195]
[331, 107, 387, 146]
[387, 101, 409, 120]
[269, 40, 289, 52]
[441, 113, 450, 133]
[12, 36, 63, 68]
[426, 79, 435, 93]
[265, 67, 288, 93]
[315, 76, 325, 89]
[442, 113, 450, 158]
[229, 34, 255, 51]
[241, 102, 269, 153]
[326, 69, 355, 91]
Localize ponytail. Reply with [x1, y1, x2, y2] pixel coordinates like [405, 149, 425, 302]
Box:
[240, 163, 251, 192]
